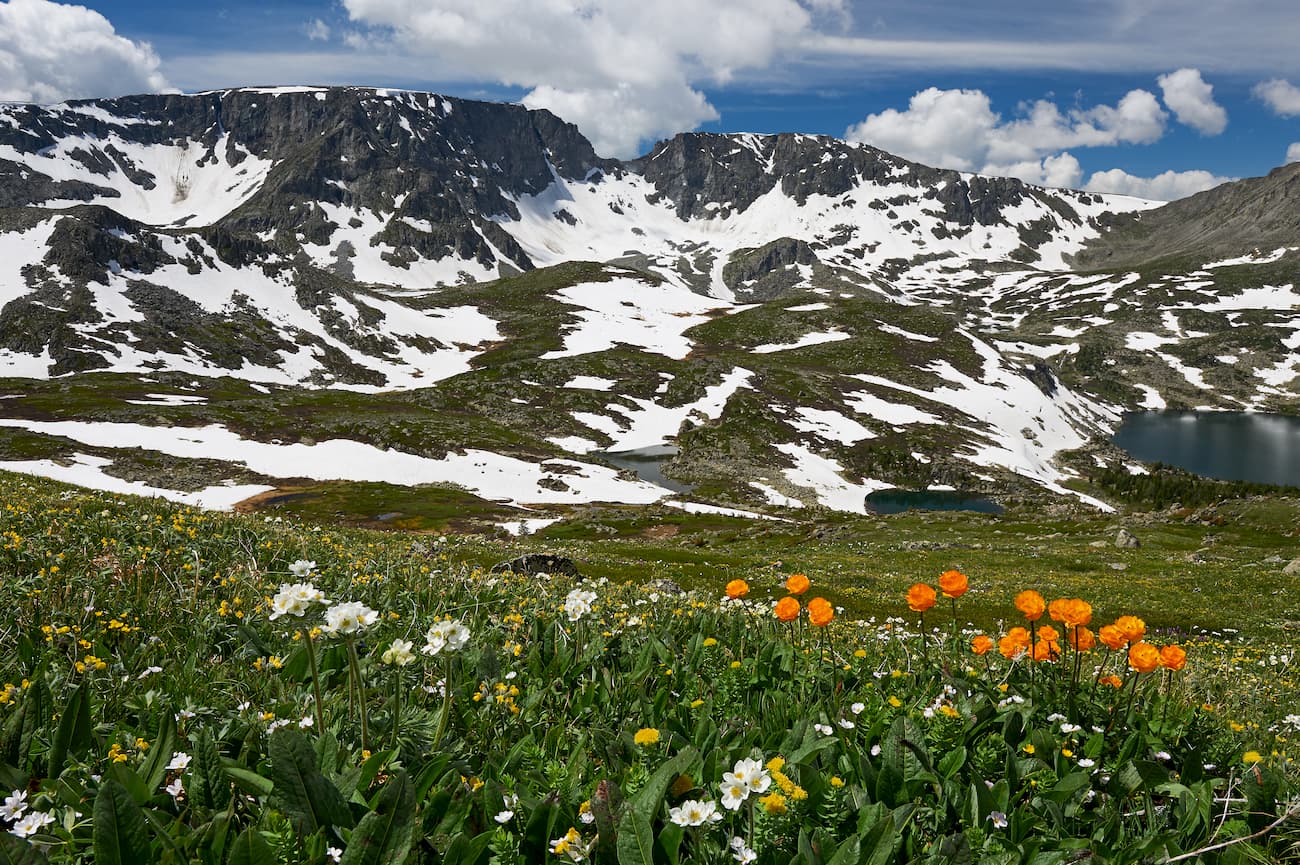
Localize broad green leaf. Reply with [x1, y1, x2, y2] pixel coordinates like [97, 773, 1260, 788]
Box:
[0, 833, 49, 865]
[48, 684, 91, 780]
[826, 834, 861, 865]
[92, 779, 152, 865]
[268, 728, 352, 835]
[340, 770, 416, 865]
[228, 827, 276, 865]
[629, 747, 699, 823]
[191, 728, 231, 811]
[615, 810, 653, 865]
[139, 708, 177, 794]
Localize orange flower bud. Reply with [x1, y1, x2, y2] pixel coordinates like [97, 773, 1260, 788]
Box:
[725, 579, 750, 599]
[807, 597, 834, 627]
[1014, 590, 1046, 621]
[971, 634, 994, 655]
[907, 583, 936, 613]
[1128, 641, 1160, 673]
[1099, 674, 1123, 688]
[774, 596, 801, 622]
[1037, 624, 1060, 643]
[939, 570, 968, 599]
[785, 573, 811, 595]
[1159, 644, 1187, 671]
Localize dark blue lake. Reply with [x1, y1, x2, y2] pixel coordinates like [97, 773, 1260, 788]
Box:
[1111, 410, 1300, 487]
[601, 445, 696, 494]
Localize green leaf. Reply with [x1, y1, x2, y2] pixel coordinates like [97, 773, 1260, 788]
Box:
[190, 728, 231, 811]
[521, 793, 561, 861]
[615, 810, 654, 865]
[228, 827, 276, 865]
[654, 822, 684, 865]
[826, 834, 861, 865]
[340, 770, 416, 865]
[48, 684, 91, 780]
[268, 728, 352, 836]
[629, 747, 699, 823]
[225, 766, 274, 798]
[140, 708, 177, 794]
[0, 833, 49, 865]
[92, 778, 152, 865]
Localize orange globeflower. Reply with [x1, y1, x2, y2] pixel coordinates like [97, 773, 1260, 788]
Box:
[1098, 624, 1126, 651]
[971, 634, 994, 655]
[1048, 598, 1069, 623]
[1099, 674, 1123, 688]
[1037, 624, 1061, 644]
[1128, 641, 1161, 673]
[1068, 626, 1096, 652]
[1032, 640, 1059, 662]
[1114, 615, 1146, 644]
[939, 570, 969, 599]
[1159, 644, 1188, 671]
[774, 596, 801, 622]
[1060, 599, 1093, 628]
[1014, 590, 1046, 621]
[808, 597, 834, 627]
[999, 627, 1030, 659]
[725, 579, 750, 600]
[907, 583, 937, 613]
[785, 573, 811, 595]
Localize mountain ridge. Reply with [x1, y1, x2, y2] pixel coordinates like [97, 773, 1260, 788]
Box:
[0, 86, 1297, 520]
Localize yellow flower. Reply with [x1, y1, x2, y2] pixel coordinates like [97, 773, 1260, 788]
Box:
[135, 738, 149, 751]
[790, 786, 808, 801]
[765, 756, 786, 772]
[633, 728, 660, 747]
[829, 776, 845, 788]
[702, 637, 718, 647]
[888, 696, 902, 708]
[758, 792, 788, 815]
[1022, 744, 1035, 755]
[729, 661, 741, 669]
[690, 699, 704, 708]
[1242, 750, 1263, 764]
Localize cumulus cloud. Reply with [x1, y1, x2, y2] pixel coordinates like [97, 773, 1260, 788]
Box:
[1287, 143, 1300, 164]
[340, 0, 846, 156]
[1254, 78, 1300, 116]
[844, 86, 1166, 174]
[1157, 68, 1227, 134]
[0, 0, 170, 103]
[1084, 168, 1231, 201]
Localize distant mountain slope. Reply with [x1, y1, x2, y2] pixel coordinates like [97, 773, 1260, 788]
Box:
[1073, 162, 1300, 270]
[0, 87, 1297, 515]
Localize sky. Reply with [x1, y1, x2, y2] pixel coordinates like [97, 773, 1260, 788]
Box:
[3, 0, 1300, 200]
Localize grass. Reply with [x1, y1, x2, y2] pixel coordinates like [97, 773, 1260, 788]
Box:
[0, 470, 1296, 864]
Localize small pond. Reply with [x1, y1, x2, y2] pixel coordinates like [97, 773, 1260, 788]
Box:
[1111, 410, 1300, 487]
[865, 489, 1004, 515]
[600, 445, 696, 494]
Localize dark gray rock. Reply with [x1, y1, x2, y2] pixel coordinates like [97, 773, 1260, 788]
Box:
[490, 553, 580, 577]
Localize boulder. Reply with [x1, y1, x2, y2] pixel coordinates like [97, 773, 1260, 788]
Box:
[1115, 528, 1142, 549]
[1283, 557, 1300, 575]
[490, 553, 579, 577]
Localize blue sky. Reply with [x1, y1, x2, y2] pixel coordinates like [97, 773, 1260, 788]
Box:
[4, 0, 1300, 199]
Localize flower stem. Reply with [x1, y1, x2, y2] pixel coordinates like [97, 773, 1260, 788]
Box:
[432, 654, 453, 751]
[346, 638, 370, 752]
[304, 630, 325, 733]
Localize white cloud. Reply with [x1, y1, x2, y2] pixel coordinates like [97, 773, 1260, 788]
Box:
[1254, 78, 1300, 117]
[844, 86, 1166, 173]
[1084, 168, 1231, 201]
[340, 0, 846, 157]
[1287, 143, 1300, 164]
[305, 19, 331, 42]
[522, 83, 718, 161]
[1157, 68, 1227, 135]
[0, 0, 170, 103]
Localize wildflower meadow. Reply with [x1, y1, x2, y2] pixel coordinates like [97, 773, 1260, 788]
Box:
[0, 476, 1297, 863]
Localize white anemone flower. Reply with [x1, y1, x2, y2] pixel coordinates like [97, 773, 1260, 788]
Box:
[564, 588, 598, 622]
[1, 789, 26, 821]
[288, 560, 317, 577]
[719, 779, 749, 811]
[422, 619, 471, 656]
[166, 752, 191, 772]
[668, 799, 722, 827]
[10, 810, 53, 838]
[382, 639, 417, 667]
[321, 602, 378, 636]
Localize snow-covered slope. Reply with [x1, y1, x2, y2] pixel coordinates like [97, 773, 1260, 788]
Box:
[0, 87, 1295, 516]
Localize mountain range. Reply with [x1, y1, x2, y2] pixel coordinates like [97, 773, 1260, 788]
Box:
[0, 86, 1296, 526]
